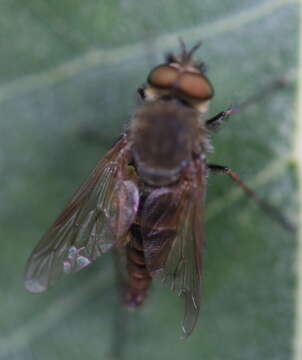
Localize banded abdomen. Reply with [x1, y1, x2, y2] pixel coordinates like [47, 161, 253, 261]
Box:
[125, 223, 152, 307]
[125, 184, 180, 308]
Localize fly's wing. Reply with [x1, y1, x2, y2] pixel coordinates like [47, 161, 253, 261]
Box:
[141, 162, 205, 338]
[24, 134, 138, 293]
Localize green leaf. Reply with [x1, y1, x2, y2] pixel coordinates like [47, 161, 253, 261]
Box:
[0, 1, 298, 359]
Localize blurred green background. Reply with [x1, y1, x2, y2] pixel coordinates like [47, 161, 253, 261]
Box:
[0, 0, 299, 359]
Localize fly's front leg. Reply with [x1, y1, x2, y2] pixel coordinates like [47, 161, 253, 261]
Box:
[208, 164, 296, 234]
[206, 78, 287, 131]
[205, 108, 233, 131]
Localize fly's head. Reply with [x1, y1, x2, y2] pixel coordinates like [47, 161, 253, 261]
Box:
[138, 39, 214, 114]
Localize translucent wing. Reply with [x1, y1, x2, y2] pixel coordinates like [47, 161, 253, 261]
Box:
[24, 134, 138, 293]
[141, 160, 205, 337]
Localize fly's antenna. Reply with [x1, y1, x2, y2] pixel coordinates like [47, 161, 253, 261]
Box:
[178, 37, 202, 62]
[188, 40, 202, 58]
[178, 37, 187, 59]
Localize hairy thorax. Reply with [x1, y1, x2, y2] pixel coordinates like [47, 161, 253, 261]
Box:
[130, 100, 209, 186]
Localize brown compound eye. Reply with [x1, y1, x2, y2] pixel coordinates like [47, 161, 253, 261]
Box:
[178, 72, 213, 100]
[147, 65, 179, 89]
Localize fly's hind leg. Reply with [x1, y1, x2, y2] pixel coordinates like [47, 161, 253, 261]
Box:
[208, 164, 296, 234]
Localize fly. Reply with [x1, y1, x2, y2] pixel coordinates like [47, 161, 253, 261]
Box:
[24, 39, 295, 338]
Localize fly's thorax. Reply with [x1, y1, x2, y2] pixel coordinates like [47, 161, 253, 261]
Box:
[129, 101, 206, 186]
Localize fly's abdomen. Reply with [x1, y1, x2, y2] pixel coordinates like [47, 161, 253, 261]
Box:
[125, 223, 152, 307]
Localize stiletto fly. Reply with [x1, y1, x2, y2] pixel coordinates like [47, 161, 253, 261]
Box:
[24, 40, 295, 338]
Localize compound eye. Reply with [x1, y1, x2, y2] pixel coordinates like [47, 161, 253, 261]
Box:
[178, 72, 213, 100]
[147, 65, 179, 89]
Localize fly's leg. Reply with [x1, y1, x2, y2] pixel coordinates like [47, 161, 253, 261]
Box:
[75, 127, 109, 145]
[205, 108, 233, 131]
[208, 164, 296, 234]
[205, 78, 287, 131]
[229, 78, 287, 114]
